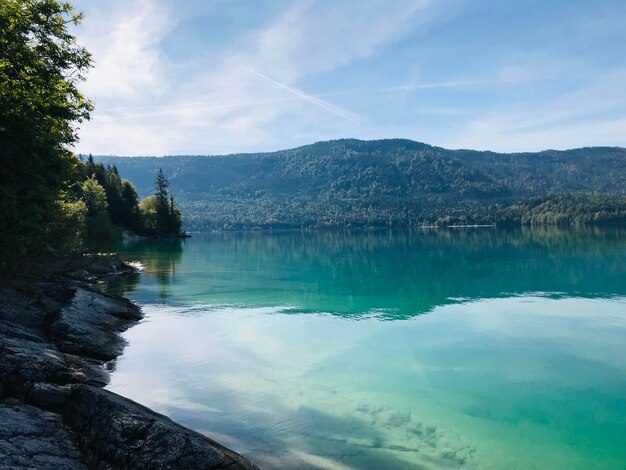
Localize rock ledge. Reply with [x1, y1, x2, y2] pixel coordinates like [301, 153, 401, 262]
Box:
[0, 261, 258, 469]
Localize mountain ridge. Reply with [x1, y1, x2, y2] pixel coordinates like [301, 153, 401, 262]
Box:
[92, 139, 626, 229]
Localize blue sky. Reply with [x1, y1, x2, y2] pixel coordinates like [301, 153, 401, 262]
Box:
[72, 0, 626, 155]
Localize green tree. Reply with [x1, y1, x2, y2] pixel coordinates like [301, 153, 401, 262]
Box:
[0, 0, 92, 269]
[120, 179, 142, 230]
[154, 168, 170, 234]
[139, 195, 158, 233]
[139, 169, 183, 236]
[81, 176, 108, 216]
[80, 176, 118, 248]
[45, 195, 87, 255]
[75, 154, 144, 233]
[168, 196, 182, 235]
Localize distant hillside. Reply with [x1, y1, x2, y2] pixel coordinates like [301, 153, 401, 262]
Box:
[93, 139, 626, 230]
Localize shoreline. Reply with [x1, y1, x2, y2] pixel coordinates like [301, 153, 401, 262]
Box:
[181, 222, 625, 236]
[0, 259, 257, 469]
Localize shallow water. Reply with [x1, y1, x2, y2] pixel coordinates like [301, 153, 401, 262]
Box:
[104, 228, 626, 469]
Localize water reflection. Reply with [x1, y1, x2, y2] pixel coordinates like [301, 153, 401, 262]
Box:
[102, 270, 141, 298]
[108, 297, 626, 469]
[107, 238, 184, 301]
[106, 227, 626, 318]
[105, 227, 626, 469]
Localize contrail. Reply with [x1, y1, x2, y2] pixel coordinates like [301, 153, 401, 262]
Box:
[243, 67, 365, 126]
[95, 76, 553, 117]
[380, 76, 547, 93]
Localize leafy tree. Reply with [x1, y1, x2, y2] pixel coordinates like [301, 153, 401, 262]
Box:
[139, 196, 158, 233]
[75, 154, 144, 234]
[0, 0, 92, 269]
[45, 195, 87, 255]
[80, 176, 118, 248]
[81, 177, 108, 216]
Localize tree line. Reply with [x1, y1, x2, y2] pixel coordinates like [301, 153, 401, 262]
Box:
[75, 156, 183, 248]
[175, 192, 626, 231]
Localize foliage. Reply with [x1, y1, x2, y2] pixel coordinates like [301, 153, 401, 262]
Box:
[96, 139, 626, 230]
[79, 176, 119, 248]
[141, 169, 183, 236]
[80, 176, 108, 216]
[154, 169, 171, 233]
[44, 194, 87, 255]
[496, 193, 626, 226]
[0, 0, 92, 269]
[139, 196, 158, 232]
[77, 155, 143, 232]
[72, 159, 183, 245]
[74, 159, 183, 240]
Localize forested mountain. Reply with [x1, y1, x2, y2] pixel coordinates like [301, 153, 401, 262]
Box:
[94, 139, 626, 230]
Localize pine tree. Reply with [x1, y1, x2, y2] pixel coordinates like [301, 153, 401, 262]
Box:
[147, 168, 183, 236]
[155, 169, 170, 235]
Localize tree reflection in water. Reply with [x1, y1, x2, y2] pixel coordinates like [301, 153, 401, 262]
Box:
[104, 238, 184, 301]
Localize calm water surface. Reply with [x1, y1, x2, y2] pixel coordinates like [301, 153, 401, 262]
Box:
[104, 228, 626, 469]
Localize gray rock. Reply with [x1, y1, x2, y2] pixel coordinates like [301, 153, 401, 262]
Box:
[0, 286, 47, 330]
[29, 382, 71, 410]
[49, 285, 142, 361]
[65, 385, 258, 469]
[0, 323, 69, 396]
[0, 402, 86, 469]
[0, 268, 259, 469]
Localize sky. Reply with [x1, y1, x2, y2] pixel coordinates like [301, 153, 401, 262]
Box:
[71, 0, 626, 156]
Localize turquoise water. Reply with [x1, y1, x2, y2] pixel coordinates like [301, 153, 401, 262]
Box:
[104, 228, 626, 469]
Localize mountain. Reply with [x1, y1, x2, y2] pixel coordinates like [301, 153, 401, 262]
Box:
[93, 139, 626, 230]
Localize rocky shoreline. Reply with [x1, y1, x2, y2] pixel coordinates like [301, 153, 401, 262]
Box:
[0, 260, 258, 469]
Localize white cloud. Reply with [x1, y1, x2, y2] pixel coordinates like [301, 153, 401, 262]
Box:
[247, 0, 432, 80]
[76, 0, 173, 100]
[74, 0, 438, 155]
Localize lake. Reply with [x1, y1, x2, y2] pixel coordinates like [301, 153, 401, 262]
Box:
[103, 227, 626, 469]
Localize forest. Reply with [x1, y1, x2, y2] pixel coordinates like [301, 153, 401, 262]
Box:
[75, 157, 183, 246]
[96, 139, 626, 230]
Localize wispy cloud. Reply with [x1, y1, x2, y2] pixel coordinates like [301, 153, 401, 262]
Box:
[72, 0, 626, 155]
[74, 0, 440, 154]
[380, 76, 553, 93]
[77, 0, 172, 100]
[444, 70, 626, 151]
